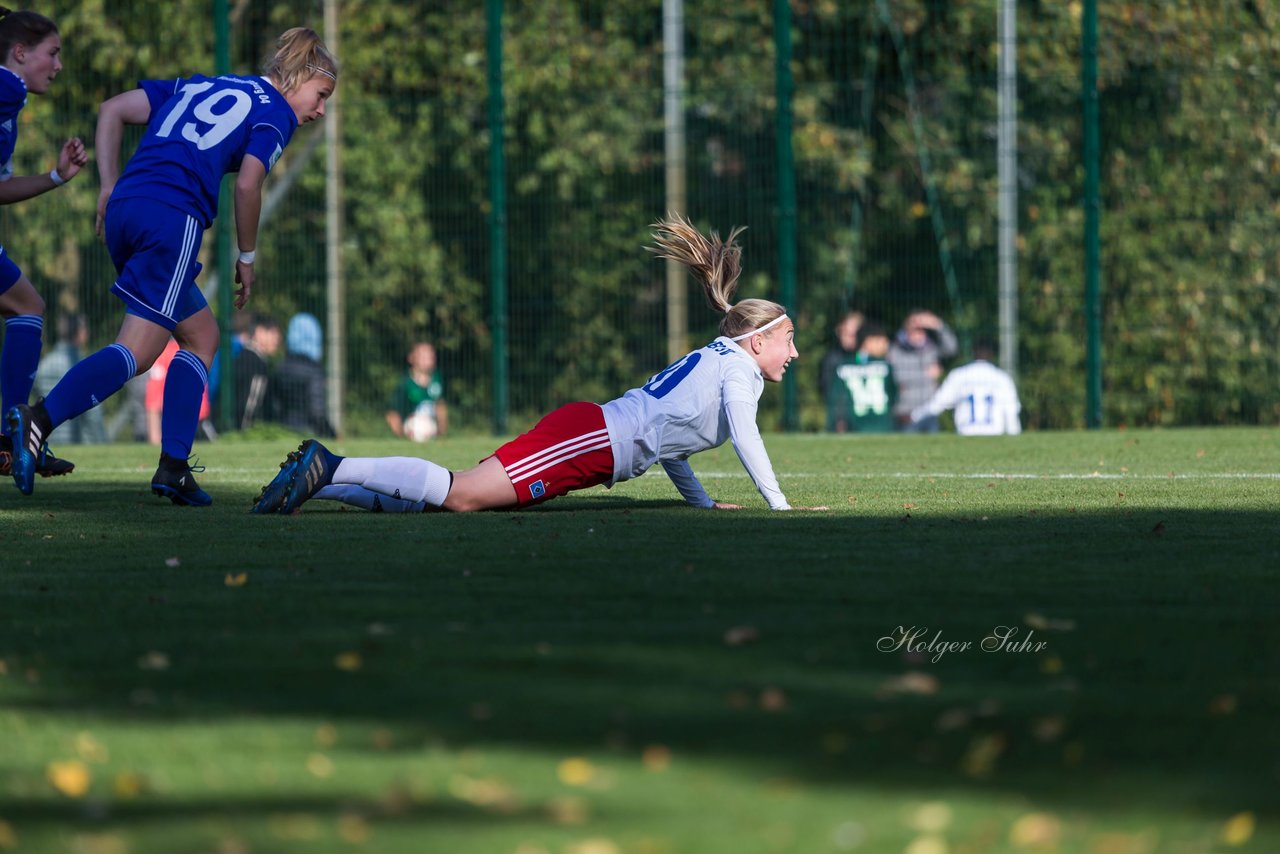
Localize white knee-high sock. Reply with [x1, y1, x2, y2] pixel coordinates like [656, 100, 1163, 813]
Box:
[331, 456, 453, 507]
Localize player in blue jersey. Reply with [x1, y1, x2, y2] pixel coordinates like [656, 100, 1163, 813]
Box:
[6, 27, 337, 504]
[0, 8, 87, 480]
[253, 216, 827, 516]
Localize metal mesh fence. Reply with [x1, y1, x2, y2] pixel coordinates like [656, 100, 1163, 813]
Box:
[2, 0, 1276, 445]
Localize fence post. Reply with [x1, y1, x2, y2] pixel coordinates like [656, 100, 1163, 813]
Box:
[1083, 0, 1103, 427]
[663, 0, 688, 363]
[324, 0, 345, 437]
[774, 0, 797, 431]
[998, 0, 1018, 379]
[487, 0, 509, 435]
[214, 0, 234, 432]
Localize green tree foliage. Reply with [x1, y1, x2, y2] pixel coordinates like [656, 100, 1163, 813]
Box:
[3, 0, 1275, 432]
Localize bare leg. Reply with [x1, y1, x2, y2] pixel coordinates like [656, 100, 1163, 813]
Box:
[171, 306, 220, 369]
[0, 276, 45, 318]
[115, 313, 178, 372]
[442, 456, 518, 512]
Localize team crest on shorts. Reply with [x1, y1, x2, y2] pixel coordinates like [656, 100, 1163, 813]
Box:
[529, 480, 546, 499]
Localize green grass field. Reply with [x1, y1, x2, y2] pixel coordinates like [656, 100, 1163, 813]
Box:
[1, 428, 1276, 853]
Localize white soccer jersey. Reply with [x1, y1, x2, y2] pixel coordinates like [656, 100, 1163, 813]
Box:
[912, 359, 1022, 436]
[601, 336, 790, 509]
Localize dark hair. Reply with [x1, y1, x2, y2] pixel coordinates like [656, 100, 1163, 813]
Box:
[0, 7, 58, 60]
[972, 338, 997, 361]
[856, 323, 887, 349]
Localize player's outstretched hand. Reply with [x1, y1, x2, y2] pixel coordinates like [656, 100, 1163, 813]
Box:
[792, 505, 831, 511]
[57, 138, 88, 181]
[234, 260, 255, 309]
[712, 502, 743, 510]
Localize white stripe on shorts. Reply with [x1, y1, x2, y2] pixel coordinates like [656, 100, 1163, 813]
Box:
[163, 215, 199, 318]
[504, 427, 610, 482]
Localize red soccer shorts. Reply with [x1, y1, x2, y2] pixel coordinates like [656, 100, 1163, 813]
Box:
[491, 402, 614, 507]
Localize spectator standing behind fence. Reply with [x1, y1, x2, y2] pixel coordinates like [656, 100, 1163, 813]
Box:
[270, 311, 333, 437]
[819, 310, 862, 432]
[887, 309, 957, 433]
[910, 340, 1021, 436]
[234, 313, 280, 431]
[386, 341, 447, 442]
[34, 313, 106, 444]
[0, 8, 87, 479]
[831, 323, 897, 433]
[207, 308, 250, 425]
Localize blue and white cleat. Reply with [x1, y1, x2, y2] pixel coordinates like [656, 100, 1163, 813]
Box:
[6, 404, 48, 496]
[251, 444, 307, 514]
[279, 439, 343, 514]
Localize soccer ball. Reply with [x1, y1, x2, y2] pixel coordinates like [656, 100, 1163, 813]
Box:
[403, 411, 438, 442]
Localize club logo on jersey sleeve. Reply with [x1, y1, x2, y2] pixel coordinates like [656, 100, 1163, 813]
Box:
[268, 143, 283, 169]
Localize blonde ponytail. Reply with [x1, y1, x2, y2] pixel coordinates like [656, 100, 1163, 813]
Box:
[649, 214, 786, 340]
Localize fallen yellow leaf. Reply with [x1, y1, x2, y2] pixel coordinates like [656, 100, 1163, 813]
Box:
[113, 771, 145, 799]
[1009, 812, 1062, 847]
[642, 745, 671, 772]
[547, 795, 589, 825]
[905, 835, 947, 854]
[224, 572, 248, 587]
[337, 813, 369, 844]
[1222, 812, 1255, 846]
[723, 625, 759, 646]
[879, 671, 940, 697]
[961, 733, 1006, 778]
[137, 650, 170, 671]
[306, 753, 334, 778]
[558, 757, 595, 786]
[910, 801, 952, 833]
[334, 652, 362, 671]
[47, 760, 91, 798]
[567, 839, 621, 854]
[759, 687, 788, 712]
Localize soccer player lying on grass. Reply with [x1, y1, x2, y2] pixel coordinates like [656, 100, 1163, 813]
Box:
[253, 215, 824, 515]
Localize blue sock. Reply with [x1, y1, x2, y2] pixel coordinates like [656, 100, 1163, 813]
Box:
[314, 483, 427, 513]
[43, 344, 137, 428]
[160, 349, 208, 461]
[1, 315, 43, 436]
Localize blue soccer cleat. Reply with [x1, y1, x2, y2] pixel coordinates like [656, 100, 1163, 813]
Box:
[279, 439, 342, 514]
[251, 443, 308, 514]
[151, 453, 213, 507]
[6, 404, 49, 496]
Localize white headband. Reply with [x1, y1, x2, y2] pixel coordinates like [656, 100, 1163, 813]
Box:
[307, 64, 337, 82]
[730, 313, 790, 342]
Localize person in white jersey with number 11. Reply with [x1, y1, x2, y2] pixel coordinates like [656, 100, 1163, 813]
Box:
[909, 340, 1022, 436]
[253, 215, 826, 515]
